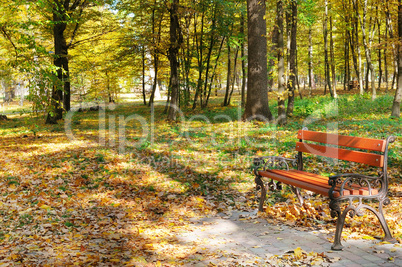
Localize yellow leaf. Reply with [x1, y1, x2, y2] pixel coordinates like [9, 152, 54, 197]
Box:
[362, 235, 375, 240]
[40, 204, 51, 210]
[294, 247, 303, 259]
[8, 184, 17, 191]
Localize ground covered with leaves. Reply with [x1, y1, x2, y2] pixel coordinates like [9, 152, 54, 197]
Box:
[0, 93, 401, 265]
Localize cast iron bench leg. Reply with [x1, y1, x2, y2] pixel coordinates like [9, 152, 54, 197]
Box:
[255, 176, 267, 212]
[331, 200, 397, 251]
[368, 202, 397, 244]
[291, 186, 304, 206]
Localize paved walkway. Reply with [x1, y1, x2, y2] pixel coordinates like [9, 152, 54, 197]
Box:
[177, 210, 402, 266]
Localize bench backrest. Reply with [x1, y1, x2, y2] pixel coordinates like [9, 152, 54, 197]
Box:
[296, 130, 386, 167]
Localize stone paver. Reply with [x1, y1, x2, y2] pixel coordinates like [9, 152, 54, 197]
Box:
[177, 210, 402, 266]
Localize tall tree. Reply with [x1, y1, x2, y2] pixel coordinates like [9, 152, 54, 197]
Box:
[323, 0, 334, 98]
[277, 0, 286, 125]
[243, 0, 273, 121]
[391, 0, 402, 117]
[359, 0, 376, 100]
[167, 0, 181, 121]
[45, 0, 92, 124]
[240, 13, 246, 108]
[286, 0, 297, 117]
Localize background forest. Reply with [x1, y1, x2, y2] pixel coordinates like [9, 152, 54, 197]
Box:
[0, 0, 401, 121]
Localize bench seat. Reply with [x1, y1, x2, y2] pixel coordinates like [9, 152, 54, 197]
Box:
[258, 169, 379, 198]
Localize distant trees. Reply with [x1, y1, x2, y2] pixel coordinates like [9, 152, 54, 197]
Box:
[0, 0, 401, 122]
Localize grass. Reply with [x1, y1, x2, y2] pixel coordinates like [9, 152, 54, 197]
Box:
[0, 91, 401, 265]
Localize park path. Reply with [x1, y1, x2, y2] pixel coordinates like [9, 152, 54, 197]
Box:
[176, 210, 402, 266]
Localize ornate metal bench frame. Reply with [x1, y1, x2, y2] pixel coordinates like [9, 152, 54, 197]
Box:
[253, 131, 397, 250]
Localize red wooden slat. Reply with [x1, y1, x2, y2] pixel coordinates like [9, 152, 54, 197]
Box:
[295, 142, 384, 167]
[264, 170, 353, 197]
[297, 130, 386, 152]
[258, 170, 339, 197]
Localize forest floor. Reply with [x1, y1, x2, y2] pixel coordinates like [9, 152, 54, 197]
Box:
[0, 92, 401, 266]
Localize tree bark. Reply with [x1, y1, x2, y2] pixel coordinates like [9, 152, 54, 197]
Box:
[391, 0, 402, 117]
[167, 0, 181, 121]
[192, 10, 205, 109]
[201, 4, 217, 109]
[359, 0, 376, 100]
[377, 18, 382, 92]
[286, 0, 297, 117]
[142, 46, 147, 105]
[268, 17, 279, 92]
[46, 7, 67, 124]
[308, 26, 315, 95]
[242, 0, 273, 121]
[351, 0, 364, 94]
[228, 48, 239, 105]
[277, 0, 286, 124]
[149, 6, 163, 106]
[384, 23, 389, 92]
[240, 14, 246, 108]
[205, 37, 225, 107]
[344, 11, 350, 91]
[324, 0, 334, 98]
[223, 40, 231, 106]
[386, 2, 398, 91]
[329, 11, 337, 97]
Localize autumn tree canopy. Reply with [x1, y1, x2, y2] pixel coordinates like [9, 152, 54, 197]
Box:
[0, 0, 401, 121]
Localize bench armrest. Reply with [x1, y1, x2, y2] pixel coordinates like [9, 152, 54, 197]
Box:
[328, 173, 384, 199]
[253, 156, 297, 175]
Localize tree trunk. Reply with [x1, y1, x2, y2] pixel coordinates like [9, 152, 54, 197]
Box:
[167, 0, 181, 121]
[228, 48, 239, 105]
[268, 17, 279, 92]
[142, 46, 147, 105]
[391, 0, 402, 117]
[183, 13, 192, 106]
[223, 41, 231, 106]
[149, 6, 163, 107]
[386, 2, 399, 91]
[352, 0, 364, 94]
[384, 23, 389, 92]
[329, 10, 337, 97]
[277, 0, 286, 124]
[192, 11, 204, 109]
[46, 11, 67, 124]
[359, 0, 376, 100]
[378, 19, 382, 91]
[308, 26, 315, 95]
[148, 55, 159, 106]
[240, 14, 246, 108]
[344, 21, 350, 91]
[286, 0, 297, 117]
[343, 3, 350, 92]
[205, 37, 225, 107]
[201, 5, 217, 109]
[324, 0, 334, 98]
[242, 0, 273, 121]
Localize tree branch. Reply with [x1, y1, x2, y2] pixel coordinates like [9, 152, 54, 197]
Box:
[0, 26, 18, 58]
[68, 28, 119, 49]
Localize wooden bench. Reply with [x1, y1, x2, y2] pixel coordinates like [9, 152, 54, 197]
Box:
[253, 129, 397, 250]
